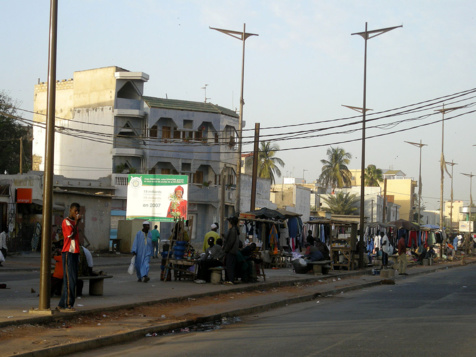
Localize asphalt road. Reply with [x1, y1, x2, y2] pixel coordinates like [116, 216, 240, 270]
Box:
[70, 264, 476, 357]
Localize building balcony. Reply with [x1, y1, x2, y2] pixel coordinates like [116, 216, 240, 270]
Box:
[114, 108, 146, 118]
[112, 148, 144, 157]
[115, 98, 142, 111]
[112, 174, 128, 198]
[188, 184, 235, 205]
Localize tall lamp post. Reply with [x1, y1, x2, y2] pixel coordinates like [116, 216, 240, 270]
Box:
[350, 22, 401, 268]
[435, 105, 463, 232]
[210, 24, 258, 214]
[405, 140, 427, 225]
[445, 160, 457, 234]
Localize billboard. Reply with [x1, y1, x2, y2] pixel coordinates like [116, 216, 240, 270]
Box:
[459, 221, 475, 233]
[126, 174, 188, 222]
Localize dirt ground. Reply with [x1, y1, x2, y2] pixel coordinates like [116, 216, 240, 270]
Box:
[1, 277, 357, 356]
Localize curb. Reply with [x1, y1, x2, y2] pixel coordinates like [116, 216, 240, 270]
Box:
[11, 259, 475, 357]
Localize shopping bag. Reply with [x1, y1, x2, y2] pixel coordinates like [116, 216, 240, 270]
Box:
[127, 256, 136, 275]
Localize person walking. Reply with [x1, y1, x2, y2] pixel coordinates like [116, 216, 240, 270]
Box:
[397, 236, 408, 275]
[223, 216, 240, 285]
[57, 202, 82, 312]
[150, 225, 160, 258]
[132, 221, 153, 282]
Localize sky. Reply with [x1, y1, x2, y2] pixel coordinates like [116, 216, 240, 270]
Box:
[2, 0, 476, 211]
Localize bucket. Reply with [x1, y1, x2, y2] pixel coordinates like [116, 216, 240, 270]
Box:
[210, 269, 222, 284]
[423, 258, 429, 266]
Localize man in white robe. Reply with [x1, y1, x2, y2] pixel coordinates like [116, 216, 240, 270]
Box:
[132, 221, 153, 282]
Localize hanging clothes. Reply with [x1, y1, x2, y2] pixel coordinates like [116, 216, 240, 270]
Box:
[269, 224, 279, 254]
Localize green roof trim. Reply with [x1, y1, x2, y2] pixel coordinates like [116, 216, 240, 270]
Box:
[143, 96, 239, 118]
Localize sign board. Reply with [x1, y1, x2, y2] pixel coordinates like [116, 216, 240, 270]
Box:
[126, 174, 188, 222]
[459, 221, 475, 233]
[16, 188, 32, 203]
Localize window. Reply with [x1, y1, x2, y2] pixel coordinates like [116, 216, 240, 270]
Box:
[162, 126, 171, 140]
[150, 125, 158, 138]
[173, 129, 181, 140]
[161, 168, 171, 174]
[194, 130, 202, 142]
[193, 171, 203, 184]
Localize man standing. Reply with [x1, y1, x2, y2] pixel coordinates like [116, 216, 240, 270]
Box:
[397, 236, 408, 275]
[223, 216, 240, 285]
[57, 202, 81, 312]
[202, 223, 220, 252]
[150, 225, 160, 259]
[132, 221, 153, 282]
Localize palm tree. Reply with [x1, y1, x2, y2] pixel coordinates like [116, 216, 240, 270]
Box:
[322, 191, 359, 215]
[319, 147, 352, 189]
[364, 164, 383, 186]
[245, 141, 285, 184]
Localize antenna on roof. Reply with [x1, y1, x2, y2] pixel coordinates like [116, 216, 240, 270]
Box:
[202, 84, 210, 103]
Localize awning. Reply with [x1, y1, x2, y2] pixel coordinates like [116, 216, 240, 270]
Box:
[32, 199, 65, 211]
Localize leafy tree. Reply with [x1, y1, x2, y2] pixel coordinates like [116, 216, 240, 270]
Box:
[245, 141, 284, 185]
[322, 191, 359, 215]
[319, 147, 352, 189]
[0, 92, 31, 174]
[364, 164, 383, 186]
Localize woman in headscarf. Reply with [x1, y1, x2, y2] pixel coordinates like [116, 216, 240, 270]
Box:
[166, 185, 188, 219]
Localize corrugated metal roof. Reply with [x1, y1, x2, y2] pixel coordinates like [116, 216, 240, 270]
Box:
[143, 96, 239, 118]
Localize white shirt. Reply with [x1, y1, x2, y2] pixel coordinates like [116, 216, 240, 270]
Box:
[0, 231, 7, 250]
[82, 246, 94, 268]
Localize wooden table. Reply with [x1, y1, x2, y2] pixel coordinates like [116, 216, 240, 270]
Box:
[167, 259, 197, 281]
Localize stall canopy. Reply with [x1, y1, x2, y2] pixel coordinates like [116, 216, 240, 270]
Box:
[246, 207, 285, 220]
[388, 219, 419, 231]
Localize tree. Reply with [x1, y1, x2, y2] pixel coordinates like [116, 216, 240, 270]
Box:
[245, 141, 284, 185]
[319, 147, 352, 189]
[0, 92, 32, 174]
[322, 191, 359, 215]
[364, 164, 383, 186]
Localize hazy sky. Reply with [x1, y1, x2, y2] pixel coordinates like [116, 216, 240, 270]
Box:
[2, 0, 476, 210]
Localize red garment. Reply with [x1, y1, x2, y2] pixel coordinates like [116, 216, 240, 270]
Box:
[62, 217, 80, 254]
[398, 237, 406, 255]
[166, 199, 187, 219]
[408, 231, 418, 248]
[52, 255, 63, 279]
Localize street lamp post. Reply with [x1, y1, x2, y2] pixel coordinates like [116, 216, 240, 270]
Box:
[445, 160, 457, 234]
[210, 24, 258, 214]
[350, 22, 402, 268]
[405, 140, 427, 226]
[435, 105, 463, 233]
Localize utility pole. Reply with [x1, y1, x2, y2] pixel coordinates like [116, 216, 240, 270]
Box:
[445, 160, 457, 234]
[34, 0, 58, 314]
[250, 123, 260, 212]
[435, 105, 463, 233]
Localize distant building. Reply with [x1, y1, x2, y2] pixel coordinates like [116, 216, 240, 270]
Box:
[350, 168, 415, 221]
[32, 66, 241, 242]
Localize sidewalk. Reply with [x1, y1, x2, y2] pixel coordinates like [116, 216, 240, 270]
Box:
[0, 252, 474, 357]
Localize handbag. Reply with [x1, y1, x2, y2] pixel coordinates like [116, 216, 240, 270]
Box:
[127, 256, 136, 275]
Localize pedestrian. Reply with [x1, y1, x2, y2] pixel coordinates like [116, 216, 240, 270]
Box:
[132, 221, 153, 282]
[223, 216, 240, 285]
[203, 223, 220, 252]
[381, 232, 389, 267]
[150, 225, 160, 258]
[57, 202, 82, 312]
[306, 230, 315, 246]
[195, 238, 225, 283]
[0, 229, 8, 265]
[51, 248, 63, 296]
[397, 235, 408, 275]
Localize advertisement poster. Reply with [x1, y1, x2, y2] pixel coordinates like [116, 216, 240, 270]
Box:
[126, 174, 188, 222]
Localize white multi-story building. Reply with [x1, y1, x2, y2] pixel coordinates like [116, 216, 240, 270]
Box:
[33, 66, 240, 241]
